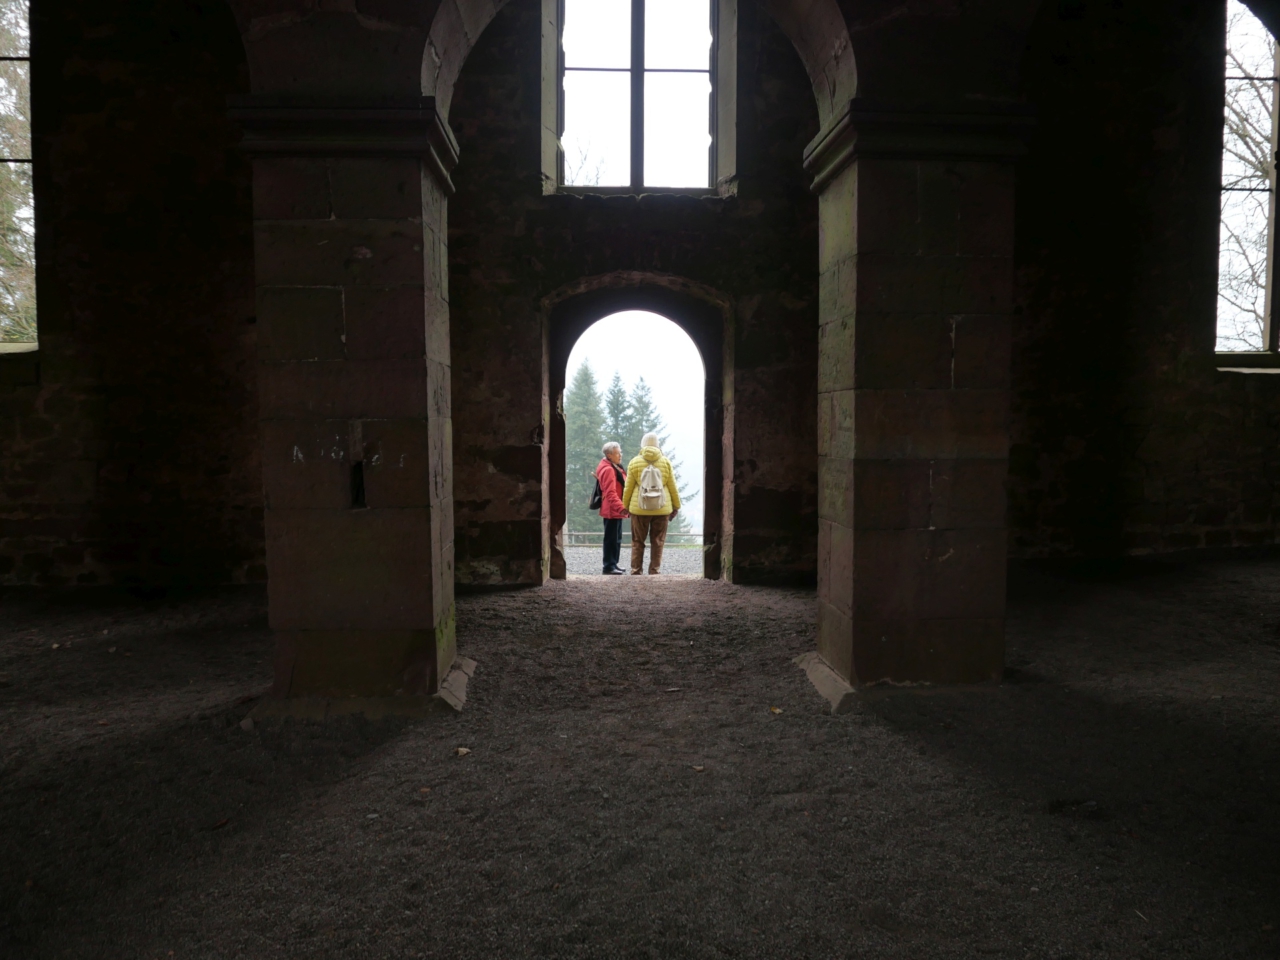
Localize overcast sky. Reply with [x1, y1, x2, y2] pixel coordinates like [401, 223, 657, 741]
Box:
[561, 0, 712, 188]
[567, 311, 706, 528]
[1218, 0, 1277, 351]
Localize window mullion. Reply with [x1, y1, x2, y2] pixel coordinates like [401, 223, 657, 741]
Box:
[1268, 42, 1280, 352]
[631, 0, 645, 190]
[708, 0, 717, 190]
[557, 0, 566, 187]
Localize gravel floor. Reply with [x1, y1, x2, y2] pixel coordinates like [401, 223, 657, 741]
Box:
[1, 558, 1279, 958]
[565, 545, 703, 576]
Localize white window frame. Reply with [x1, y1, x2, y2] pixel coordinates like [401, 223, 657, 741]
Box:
[541, 0, 737, 196]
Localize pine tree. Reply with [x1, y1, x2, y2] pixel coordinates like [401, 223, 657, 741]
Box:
[564, 361, 606, 537]
[603, 372, 631, 450]
[624, 378, 663, 456]
[625, 378, 698, 534]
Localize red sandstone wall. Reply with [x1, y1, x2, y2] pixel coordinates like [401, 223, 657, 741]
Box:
[10, 0, 1277, 590]
[1012, 0, 1280, 558]
[0, 0, 261, 587]
[447, 0, 821, 587]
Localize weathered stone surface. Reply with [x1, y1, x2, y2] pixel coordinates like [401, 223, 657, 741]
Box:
[816, 121, 1019, 685]
[4, 0, 1277, 689]
[793, 651, 857, 715]
[1011, 0, 1280, 558]
[272, 628, 439, 698]
[265, 507, 438, 631]
[0, 0, 260, 587]
[448, 0, 820, 589]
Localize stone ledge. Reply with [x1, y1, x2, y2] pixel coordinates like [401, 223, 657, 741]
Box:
[229, 95, 460, 195]
[803, 99, 1037, 194]
[1216, 351, 1280, 372]
[794, 651, 858, 715]
[251, 656, 478, 721]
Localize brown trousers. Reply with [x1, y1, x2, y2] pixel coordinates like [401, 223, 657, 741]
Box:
[630, 515, 670, 575]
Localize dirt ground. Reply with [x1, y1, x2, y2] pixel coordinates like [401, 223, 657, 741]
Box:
[1, 556, 1279, 959]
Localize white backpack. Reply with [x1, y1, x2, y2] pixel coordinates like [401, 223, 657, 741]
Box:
[638, 462, 665, 511]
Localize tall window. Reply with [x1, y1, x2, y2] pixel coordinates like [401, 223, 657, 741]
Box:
[1218, 0, 1279, 353]
[0, 0, 31, 347]
[560, 0, 714, 190]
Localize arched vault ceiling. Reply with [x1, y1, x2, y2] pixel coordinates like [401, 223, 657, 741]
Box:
[226, 1, 1043, 122]
[1243, 0, 1280, 41]
[424, 0, 856, 125]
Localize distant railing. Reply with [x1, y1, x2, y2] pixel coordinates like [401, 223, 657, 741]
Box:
[565, 531, 704, 547]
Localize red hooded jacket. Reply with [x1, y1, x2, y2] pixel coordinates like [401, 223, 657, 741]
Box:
[596, 457, 628, 520]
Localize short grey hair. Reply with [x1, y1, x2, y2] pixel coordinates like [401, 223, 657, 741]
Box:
[641, 432, 660, 448]
[602, 441, 621, 456]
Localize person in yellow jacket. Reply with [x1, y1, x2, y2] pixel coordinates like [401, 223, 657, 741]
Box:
[621, 432, 682, 575]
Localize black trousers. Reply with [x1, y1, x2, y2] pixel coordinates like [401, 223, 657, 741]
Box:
[602, 518, 623, 572]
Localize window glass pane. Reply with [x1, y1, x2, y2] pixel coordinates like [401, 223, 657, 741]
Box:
[646, 0, 711, 70]
[644, 72, 710, 188]
[1218, 187, 1270, 351]
[0, 0, 28, 59]
[563, 71, 631, 187]
[0, 0, 30, 343]
[564, 0, 630, 70]
[0, 160, 34, 343]
[1219, 0, 1278, 351]
[1224, 79, 1274, 190]
[0, 58, 29, 160]
[1223, 1, 1275, 191]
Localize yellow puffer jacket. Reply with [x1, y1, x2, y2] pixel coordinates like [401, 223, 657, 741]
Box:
[622, 446, 682, 517]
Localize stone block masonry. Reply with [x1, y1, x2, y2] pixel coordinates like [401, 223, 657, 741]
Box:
[235, 97, 459, 698]
[448, 0, 820, 590]
[6, 0, 1280, 704]
[0, 0, 261, 588]
[809, 103, 1031, 685]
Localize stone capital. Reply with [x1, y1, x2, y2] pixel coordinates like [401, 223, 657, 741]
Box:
[229, 95, 460, 195]
[803, 100, 1036, 194]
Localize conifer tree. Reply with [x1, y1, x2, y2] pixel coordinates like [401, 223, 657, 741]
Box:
[623, 378, 662, 457]
[564, 362, 606, 536]
[563, 366, 701, 541]
[603, 372, 632, 450]
[625, 378, 697, 534]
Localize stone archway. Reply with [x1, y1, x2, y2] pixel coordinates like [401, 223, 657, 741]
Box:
[545, 275, 730, 582]
[228, 0, 1045, 702]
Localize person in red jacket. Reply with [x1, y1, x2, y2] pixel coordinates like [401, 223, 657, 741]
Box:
[596, 442, 629, 575]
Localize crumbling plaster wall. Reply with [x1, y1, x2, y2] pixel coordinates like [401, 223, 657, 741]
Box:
[0, 0, 260, 587]
[1012, 0, 1280, 557]
[448, 0, 820, 587]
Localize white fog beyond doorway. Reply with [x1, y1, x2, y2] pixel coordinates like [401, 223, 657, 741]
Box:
[566, 311, 706, 532]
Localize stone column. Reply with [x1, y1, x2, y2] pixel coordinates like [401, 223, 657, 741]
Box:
[232, 98, 458, 700]
[807, 102, 1032, 685]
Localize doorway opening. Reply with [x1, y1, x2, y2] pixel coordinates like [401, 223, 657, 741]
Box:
[563, 311, 706, 576]
[548, 283, 726, 582]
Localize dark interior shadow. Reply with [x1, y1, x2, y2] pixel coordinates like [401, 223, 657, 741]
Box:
[859, 559, 1280, 912]
[0, 589, 418, 954]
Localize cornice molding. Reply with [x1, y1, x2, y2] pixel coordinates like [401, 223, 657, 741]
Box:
[803, 100, 1036, 194]
[228, 96, 460, 195]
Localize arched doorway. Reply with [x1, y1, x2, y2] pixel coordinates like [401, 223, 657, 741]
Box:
[563, 311, 707, 576]
[547, 283, 726, 581]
